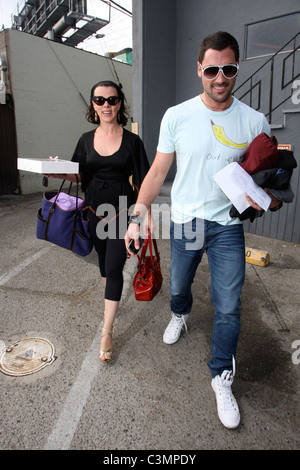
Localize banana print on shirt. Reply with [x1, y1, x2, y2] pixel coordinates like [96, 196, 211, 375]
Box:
[211, 120, 248, 149]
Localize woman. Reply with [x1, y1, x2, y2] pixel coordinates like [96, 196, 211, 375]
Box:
[48, 80, 149, 362]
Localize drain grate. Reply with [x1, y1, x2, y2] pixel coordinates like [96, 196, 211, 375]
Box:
[0, 337, 55, 377]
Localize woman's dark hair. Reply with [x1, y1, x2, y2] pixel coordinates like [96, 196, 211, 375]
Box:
[86, 80, 130, 126]
[198, 31, 240, 63]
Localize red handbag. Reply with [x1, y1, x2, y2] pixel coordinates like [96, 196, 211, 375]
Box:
[133, 230, 163, 301]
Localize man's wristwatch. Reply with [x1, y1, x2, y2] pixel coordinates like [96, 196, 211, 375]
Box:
[128, 213, 143, 225]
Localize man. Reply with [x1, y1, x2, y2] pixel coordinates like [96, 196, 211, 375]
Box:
[125, 32, 281, 429]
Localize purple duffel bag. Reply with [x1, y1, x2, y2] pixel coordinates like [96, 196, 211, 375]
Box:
[36, 178, 93, 256]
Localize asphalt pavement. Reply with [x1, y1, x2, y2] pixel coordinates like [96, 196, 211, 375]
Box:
[0, 186, 299, 452]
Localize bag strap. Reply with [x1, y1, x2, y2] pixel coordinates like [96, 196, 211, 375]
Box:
[147, 207, 160, 262]
[138, 229, 160, 264]
[49, 175, 79, 210]
[149, 233, 160, 262]
[70, 175, 80, 250]
[138, 235, 148, 262]
[44, 175, 79, 241]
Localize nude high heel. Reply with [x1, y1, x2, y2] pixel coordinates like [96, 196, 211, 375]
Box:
[99, 328, 113, 363]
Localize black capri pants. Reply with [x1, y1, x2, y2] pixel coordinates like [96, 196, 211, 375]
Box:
[87, 209, 128, 302]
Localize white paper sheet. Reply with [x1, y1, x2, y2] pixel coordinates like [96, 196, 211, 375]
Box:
[213, 162, 271, 213]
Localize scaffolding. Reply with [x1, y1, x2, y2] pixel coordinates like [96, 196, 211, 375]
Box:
[11, 0, 110, 47]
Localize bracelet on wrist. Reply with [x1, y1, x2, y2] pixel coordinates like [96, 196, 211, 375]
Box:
[128, 213, 143, 225]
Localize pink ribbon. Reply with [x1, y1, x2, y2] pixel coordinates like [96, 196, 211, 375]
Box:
[49, 156, 59, 161]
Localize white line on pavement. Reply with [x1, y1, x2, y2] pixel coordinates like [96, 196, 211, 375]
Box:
[43, 256, 136, 450]
[43, 322, 102, 450]
[0, 246, 52, 286]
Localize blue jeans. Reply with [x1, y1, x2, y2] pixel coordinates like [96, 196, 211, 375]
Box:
[170, 219, 245, 377]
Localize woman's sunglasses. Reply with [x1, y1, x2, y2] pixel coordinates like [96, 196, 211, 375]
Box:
[92, 96, 120, 106]
[200, 64, 239, 80]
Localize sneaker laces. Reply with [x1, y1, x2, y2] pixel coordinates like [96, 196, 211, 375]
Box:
[216, 357, 237, 411]
[168, 313, 188, 334]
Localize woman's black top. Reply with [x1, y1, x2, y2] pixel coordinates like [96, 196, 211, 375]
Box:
[71, 128, 150, 218]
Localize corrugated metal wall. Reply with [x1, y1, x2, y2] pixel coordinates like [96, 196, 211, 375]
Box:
[243, 110, 300, 243]
[243, 195, 299, 244]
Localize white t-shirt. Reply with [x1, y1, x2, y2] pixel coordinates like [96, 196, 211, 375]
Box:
[157, 96, 270, 225]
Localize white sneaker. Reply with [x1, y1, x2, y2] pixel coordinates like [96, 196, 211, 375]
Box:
[163, 312, 188, 345]
[211, 361, 240, 429]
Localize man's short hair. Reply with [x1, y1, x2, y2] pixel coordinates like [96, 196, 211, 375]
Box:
[198, 31, 240, 63]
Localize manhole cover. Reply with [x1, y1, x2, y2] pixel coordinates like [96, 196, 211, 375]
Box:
[0, 337, 55, 377]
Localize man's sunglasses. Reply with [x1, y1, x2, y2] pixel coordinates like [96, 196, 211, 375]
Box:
[92, 96, 120, 106]
[200, 64, 239, 80]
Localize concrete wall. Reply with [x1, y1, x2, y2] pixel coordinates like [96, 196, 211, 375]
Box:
[5, 29, 133, 194]
[132, 0, 176, 150]
[175, 0, 300, 103]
